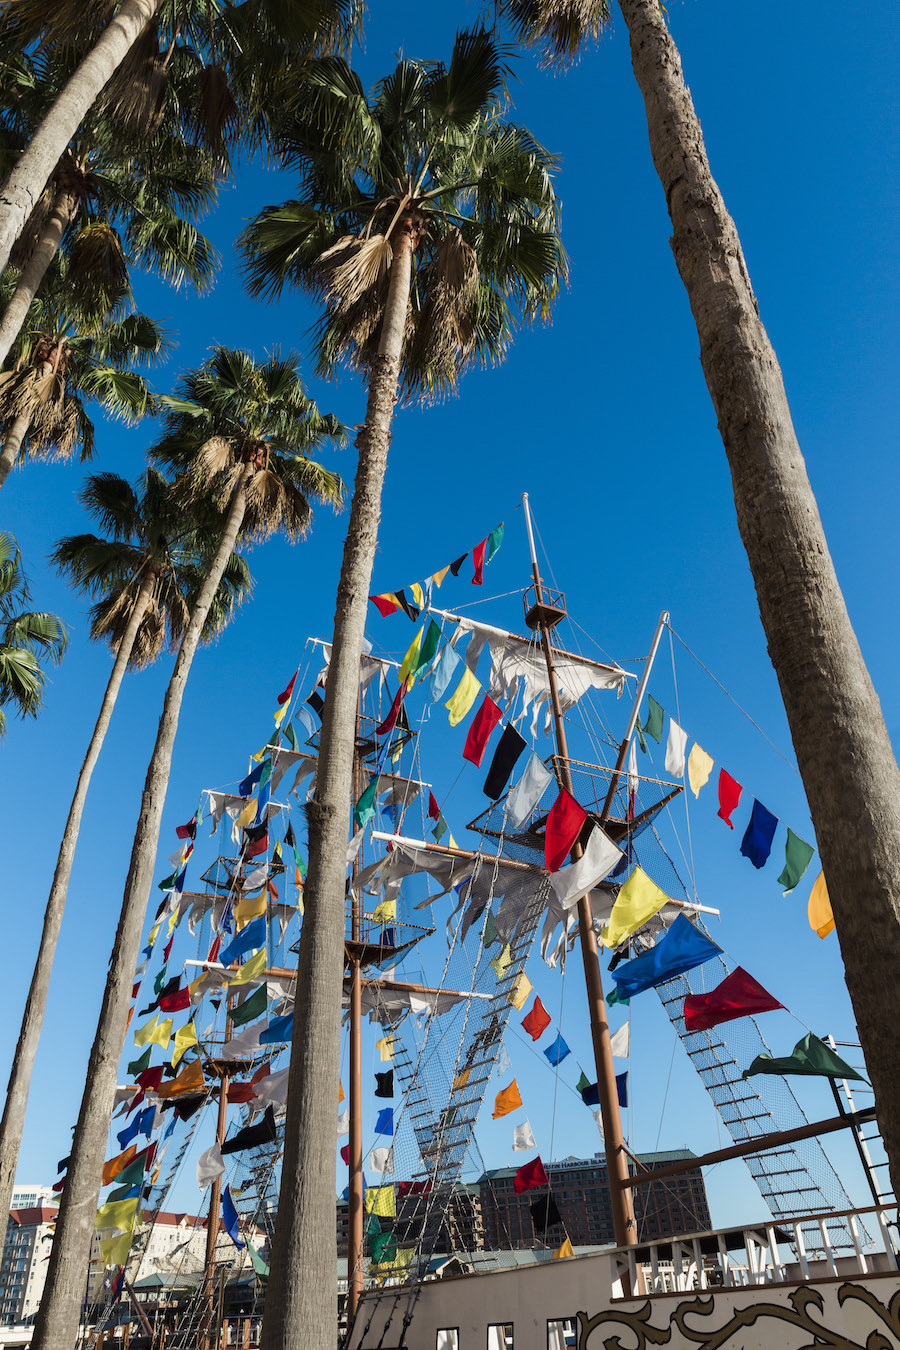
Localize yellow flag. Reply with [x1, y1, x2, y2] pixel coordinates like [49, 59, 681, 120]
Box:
[445, 668, 481, 727]
[146, 919, 161, 948]
[490, 944, 511, 980]
[234, 887, 267, 929]
[100, 1231, 133, 1267]
[510, 972, 532, 1010]
[156, 1058, 205, 1099]
[808, 870, 835, 939]
[236, 798, 257, 830]
[452, 1067, 471, 1091]
[251, 744, 266, 763]
[133, 1014, 173, 1049]
[365, 1186, 396, 1218]
[188, 975, 207, 1004]
[373, 1247, 413, 1273]
[95, 1197, 140, 1232]
[229, 947, 267, 985]
[273, 702, 288, 728]
[408, 582, 424, 610]
[171, 1021, 198, 1068]
[687, 744, 714, 798]
[165, 906, 179, 938]
[492, 1080, 522, 1119]
[552, 1237, 574, 1260]
[399, 628, 423, 683]
[376, 1035, 394, 1063]
[600, 866, 670, 948]
[102, 1145, 137, 1186]
[431, 566, 450, 588]
[372, 898, 396, 925]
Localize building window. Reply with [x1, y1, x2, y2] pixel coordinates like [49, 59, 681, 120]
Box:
[547, 1318, 577, 1350]
[437, 1331, 459, 1350]
[488, 1324, 514, 1348]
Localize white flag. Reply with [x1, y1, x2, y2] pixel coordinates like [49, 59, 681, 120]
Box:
[609, 1022, 630, 1058]
[512, 1121, 535, 1152]
[196, 1143, 225, 1189]
[337, 1110, 350, 1137]
[627, 738, 638, 814]
[549, 825, 623, 910]
[505, 753, 553, 829]
[665, 719, 687, 778]
[495, 1044, 512, 1077]
[593, 1109, 605, 1140]
[370, 1147, 394, 1174]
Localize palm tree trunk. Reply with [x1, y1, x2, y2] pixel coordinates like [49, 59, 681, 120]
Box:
[0, 185, 78, 369]
[260, 221, 417, 1350]
[30, 472, 250, 1350]
[0, 410, 33, 490]
[0, 0, 159, 278]
[0, 568, 155, 1255]
[618, 0, 900, 1199]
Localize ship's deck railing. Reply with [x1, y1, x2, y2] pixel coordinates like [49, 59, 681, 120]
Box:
[619, 1203, 899, 1297]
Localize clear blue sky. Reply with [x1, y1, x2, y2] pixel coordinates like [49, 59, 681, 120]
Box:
[1, 0, 898, 1232]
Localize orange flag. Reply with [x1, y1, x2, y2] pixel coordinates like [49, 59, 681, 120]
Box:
[101, 1144, 137, 1186]
[492, 1080, 522, 1119]
[155, 1059, 205, 1099]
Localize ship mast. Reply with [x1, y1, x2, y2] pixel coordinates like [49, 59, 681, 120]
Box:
[520, 492, 666, 1250]
[347, 696, 365, 1323]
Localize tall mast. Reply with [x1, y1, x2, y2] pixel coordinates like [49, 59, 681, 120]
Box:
[521, 492, 639, 1249]
[202, 1000, 232, 1350]
[347, 692, 365, 1323]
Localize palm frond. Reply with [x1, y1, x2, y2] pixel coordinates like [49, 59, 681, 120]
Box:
[499, 0, 610, 66]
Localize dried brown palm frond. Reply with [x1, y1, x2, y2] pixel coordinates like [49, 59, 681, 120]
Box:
[197, 435, 236, 480]
[190, 64, 238, 163]
[102, 23, 168, 137]
[89, 582, 135, 639]
[165, 586, 191, 651]
[66, 223, 130, 313]
[9, 183, 55, 270]
[130, 602, 167, 668]
[317, 233, 393, 310]
[504, 0, 608, 66]
[243, 466, 289, 538]
[27, 389, 78, 461]
[413, 227, 478, 380]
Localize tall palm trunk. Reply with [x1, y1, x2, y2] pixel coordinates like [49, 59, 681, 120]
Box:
[0, 0, 159, 277]
[260, 220, 417, 1350]
[31, 470, 250, 1350]
[0, 409, 33, 489]
[0, 184, 78, 368]
[618, 0, 900, 1198]
[0, 568, 155, 1254]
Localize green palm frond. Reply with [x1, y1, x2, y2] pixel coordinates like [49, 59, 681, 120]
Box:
[0, 533, 66, 731]
[498, 0, 610, 67]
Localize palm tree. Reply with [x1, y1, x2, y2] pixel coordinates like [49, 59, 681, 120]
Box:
[0, 469, 250, 1253]
[238, 32, 565, 1346]
[29, 348, 344, 1350]
[0, 532, 66, 732]
[502, 0, 900, 1199]
[0, 0, 359, 280]
[0, 45, 218, 367]
[0, 266, 168, 490]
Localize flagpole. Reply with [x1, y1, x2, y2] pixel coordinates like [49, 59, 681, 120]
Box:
[520, 492, 637, 1251]
[347, 691, 365, 1326]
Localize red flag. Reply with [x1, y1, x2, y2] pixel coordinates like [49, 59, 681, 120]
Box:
[132, 982, 140, 1000]
[162, 933, 174, 963]
[175, 817, 196, 840]
[277, 670, 298, 705]
[427, 791, 440, 820]
[522, 996, 551, 1041]
[340, 1145, 350, 1165]
[376, 683, 406, 736]
[52, 1177, 65, 1193]
[717, 769, 742, 829]
[251, 1062, 271, 1085]
[136, 1066, 164, 1092]
[245, 828, 269, 859]
[125, 1089, 145, 1117]
[684, 966, 784, 1033]
[544, 789, 587, 871]
[370, 593, 402, 618]
[158, 986, 191, 1012]
[207, 934, 221, 963]
[227, 1080, 256, 1104]
[472, 539, 487, 585]
[463, 696, 503, 768]
[514, 1156, 548, 1195]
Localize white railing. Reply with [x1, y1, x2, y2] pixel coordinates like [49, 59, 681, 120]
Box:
[618, 1204, 899, 1297]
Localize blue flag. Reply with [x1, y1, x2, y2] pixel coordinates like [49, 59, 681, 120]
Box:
[222, 1186, 244, 1249]
[613, 915, 721, 1001]
[616, 1072, 628, 1108]
[219, 915, 266, 969]
[375, 1108, 394, 1137]
[543, 1035, 570, 1067]
[117, 1105, 155, 1151]
[259, 1013, 293, 1045]
[239, 762, 265, 797]
[740, 799, 778, 869]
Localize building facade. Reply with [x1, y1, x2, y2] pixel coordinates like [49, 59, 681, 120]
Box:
[0, 1206, 58, 1325]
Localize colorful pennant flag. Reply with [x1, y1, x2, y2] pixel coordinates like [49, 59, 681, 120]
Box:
[492, 1081, 522, 1119]
[717, 769, 742, 828]
[743, 1032, 865, 1083]
[684, 966, 784, 1032]
[544, 789, 587, 871]
[740, 799, 778, 869]
[612, 915, 721, 1000]
[779, 829, 815, 895]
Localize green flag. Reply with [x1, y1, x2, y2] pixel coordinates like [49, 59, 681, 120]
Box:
[247, 1241, 270, 1281]
[283, 721, 299, 751]
[634, 718, 647, 754]
[575, 1070, 591, 1095]
[230, 983, 268, 1028]
[370, 1230, 397, 1264]
[413, 620, 441, 676]
[153, 965, 169, 996]
[127, 1046, 151, 1077]
[607, 986, 630, 1008]
[109, 1157, 147, 1193]
[486, 523, 504, 564]
[778, 829, 815, 894]
[644, 695, 664, 744]
[432, 813, 448, 843]
[743, 1032, 866, 1083]
[353, 778, 378, 831]
[483, 911, 499, 948]
[157, 871, 176, 891]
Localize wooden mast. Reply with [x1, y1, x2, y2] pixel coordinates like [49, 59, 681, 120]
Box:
[520, 492, 638, 1249]
[202, 1002, 232, 1350]
[347, 694, 365, 1322]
